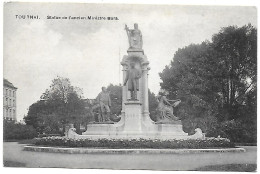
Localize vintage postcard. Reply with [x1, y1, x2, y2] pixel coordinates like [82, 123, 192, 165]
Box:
[3, 2, 257, 172]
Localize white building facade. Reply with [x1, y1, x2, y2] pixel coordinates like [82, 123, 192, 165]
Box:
[3, 79, 17, 121]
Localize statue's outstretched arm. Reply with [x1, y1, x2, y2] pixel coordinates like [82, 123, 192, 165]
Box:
[125, 25, 131, 47]
[140, 32, 143, 47]
[125, 25, 130, 35]
[168, 99, 181, 102]
[163, 96, 172, 106]
[123, 71, 129, 86]
[125, 24, 129, 31]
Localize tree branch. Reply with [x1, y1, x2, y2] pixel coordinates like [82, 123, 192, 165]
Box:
[235, 83, 253, 101]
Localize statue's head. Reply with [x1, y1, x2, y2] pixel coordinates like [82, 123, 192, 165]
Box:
[134, 23, 138, 29]
[195, 128, 202, 133]
[102, 87, 107, 92]
[159, 92, 166, 96]
[159, 89, 168, 96]
[130, 62, 135, 68]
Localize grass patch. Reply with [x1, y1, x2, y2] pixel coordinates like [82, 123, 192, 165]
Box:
[4, 139, 36, 144]
[194, 164, 256, 172]
[18, 139, 37, 144]
[4, 161, 26, 167]
[234, 143, 257, 146]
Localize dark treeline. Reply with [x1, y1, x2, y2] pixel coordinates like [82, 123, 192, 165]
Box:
[159, 24, 257, 143]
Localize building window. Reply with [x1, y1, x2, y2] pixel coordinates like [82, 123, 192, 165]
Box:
[9, 109, 12, 117]
[9, 90, 11, 96]
[13, 109, 15, 117]
[13, 100, 15, 106]
[9, 99, 12, 106]
[6, 89, 8, 96]
[13, 91, 15, 97]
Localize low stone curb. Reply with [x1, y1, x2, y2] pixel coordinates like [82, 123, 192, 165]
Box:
[24, 145, 246, 154]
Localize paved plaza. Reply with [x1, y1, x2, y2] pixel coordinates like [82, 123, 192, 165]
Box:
[3, 142, 257, 170]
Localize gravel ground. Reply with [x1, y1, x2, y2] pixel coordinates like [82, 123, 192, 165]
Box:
[3, 142, 257, 171]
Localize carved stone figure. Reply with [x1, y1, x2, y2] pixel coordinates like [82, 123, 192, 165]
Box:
[123, 62, 142, 100]
[156, 92, 181, 122]
[188, 128, 205, 139]
[67, 128, 77, 138]
[96, 87, 112, 122]
[125, 23, 143, 49]
[90, 103, 103, 122]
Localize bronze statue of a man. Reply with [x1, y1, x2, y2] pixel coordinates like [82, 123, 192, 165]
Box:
[125, 23, 143, 49]
[96, 87, 112, 122]
[123, 62, 142, 100]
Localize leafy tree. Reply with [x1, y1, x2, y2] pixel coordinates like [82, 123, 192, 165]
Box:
[24, 100, 58, 134]
[149, 89, 159, 121]
[24, 76, 90, 134]
[160, 42, 219, 134]
[4, 120, 38, 140]
[207, 24, 257, 142]
[40, 77, 86, 124]
[211, 24, 257, 120]
[159, 24, 257, 140]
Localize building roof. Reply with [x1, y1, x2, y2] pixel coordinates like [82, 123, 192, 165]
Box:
[3, 78, 18, 89]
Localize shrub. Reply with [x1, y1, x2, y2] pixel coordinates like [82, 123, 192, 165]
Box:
[34, 136, 234, 149]
[206, 119, 257, 143]
[3, 120, 38, 140]
[38, 134, 62, 138]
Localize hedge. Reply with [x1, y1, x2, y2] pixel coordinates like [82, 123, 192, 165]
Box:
[34, 137, 235, 149]
[4, 120, 38, 140]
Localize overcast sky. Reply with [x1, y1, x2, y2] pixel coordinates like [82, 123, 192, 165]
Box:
[4, 2, 256, 121]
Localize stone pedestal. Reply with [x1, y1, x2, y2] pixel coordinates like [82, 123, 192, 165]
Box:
[123, 101, 142, 133]
[80, 121, 188, 139]
[82, 123, 115, 135]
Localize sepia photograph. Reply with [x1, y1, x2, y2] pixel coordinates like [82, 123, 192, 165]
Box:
[3, 1, 257, 172]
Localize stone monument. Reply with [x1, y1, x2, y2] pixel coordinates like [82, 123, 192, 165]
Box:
[71, 23, 189, 139]
[125, 23, 143, 50]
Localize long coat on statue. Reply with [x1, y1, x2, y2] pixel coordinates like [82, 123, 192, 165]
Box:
[124, 67, 142, 91]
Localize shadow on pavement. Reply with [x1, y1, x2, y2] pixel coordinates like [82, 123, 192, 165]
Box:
[4, 161, 26, 167]
[193, 163, 257, 172]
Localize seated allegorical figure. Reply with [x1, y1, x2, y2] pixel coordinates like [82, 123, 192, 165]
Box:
[156, 91, 181, 122]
